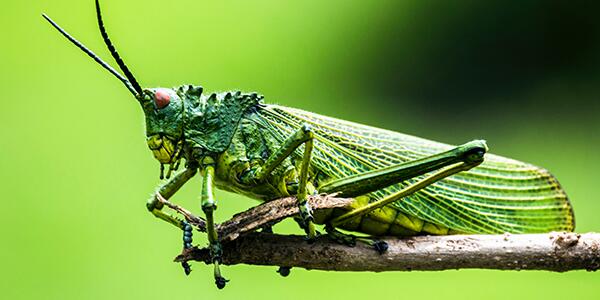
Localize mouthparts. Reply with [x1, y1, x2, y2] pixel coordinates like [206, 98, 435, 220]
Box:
[147, 134, 179, 164]
[147, 134, 183, 179]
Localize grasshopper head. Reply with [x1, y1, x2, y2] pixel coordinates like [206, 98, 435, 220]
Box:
[140, 88, 185, 165]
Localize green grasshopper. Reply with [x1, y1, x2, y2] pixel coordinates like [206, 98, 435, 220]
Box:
[44, 0, 575, 289]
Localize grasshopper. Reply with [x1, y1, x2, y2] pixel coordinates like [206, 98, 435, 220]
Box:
[44, 0, 575, 289]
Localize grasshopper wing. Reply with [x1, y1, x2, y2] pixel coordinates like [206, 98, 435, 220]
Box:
[257, 105, 574, 234]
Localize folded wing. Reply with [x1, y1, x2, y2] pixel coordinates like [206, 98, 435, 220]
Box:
[257, 105, 575, 234]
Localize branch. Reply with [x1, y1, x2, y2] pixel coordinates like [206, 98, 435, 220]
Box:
[157, 193, 352, 242]
[177, 232, 600, 272]
[161, 194, 600, 272]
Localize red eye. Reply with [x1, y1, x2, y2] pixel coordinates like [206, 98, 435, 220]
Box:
[154, 90, 171, 109]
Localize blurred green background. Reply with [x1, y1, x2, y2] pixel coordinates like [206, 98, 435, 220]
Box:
[1, 0, 599, 299]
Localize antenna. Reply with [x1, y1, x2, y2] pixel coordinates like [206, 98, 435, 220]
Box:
[95, 0, 143, 96]
[42, 13, 139, 97]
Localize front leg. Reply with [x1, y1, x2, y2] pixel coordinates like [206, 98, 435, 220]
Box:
[146, 164, 198, 274]
[199, 157, 228, 289]
[146, 164, 198, 229]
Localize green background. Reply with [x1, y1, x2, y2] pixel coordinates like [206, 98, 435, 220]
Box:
[2, 0, 599, 299]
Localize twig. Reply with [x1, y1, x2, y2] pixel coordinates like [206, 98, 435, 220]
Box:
[177, 232, 600, 272]
[157, 193, 352, 242]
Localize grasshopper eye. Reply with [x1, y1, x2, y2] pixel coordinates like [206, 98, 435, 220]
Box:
[154, 90, 171, 109]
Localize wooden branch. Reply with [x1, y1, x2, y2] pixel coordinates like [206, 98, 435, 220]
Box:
[162, 194, 600, 272]
[177, 232, 600, 272]
[157, 193, 352, 242]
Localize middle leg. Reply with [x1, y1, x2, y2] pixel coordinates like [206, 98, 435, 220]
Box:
[240, 124, 317, 240]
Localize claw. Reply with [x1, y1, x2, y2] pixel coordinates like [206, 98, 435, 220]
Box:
[277, 266, 291, 277]
[373, 240, 389, 254]
[215, 276, 229, 289]
[181, 262, 192, 276]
